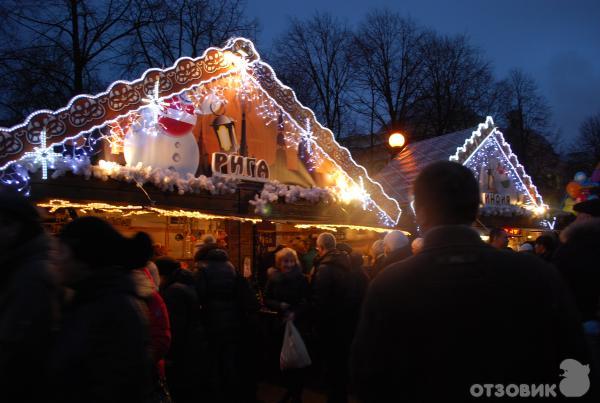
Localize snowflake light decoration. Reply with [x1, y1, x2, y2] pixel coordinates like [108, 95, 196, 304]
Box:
[23, 129, 62, 179]
[141, 79, 169, 126]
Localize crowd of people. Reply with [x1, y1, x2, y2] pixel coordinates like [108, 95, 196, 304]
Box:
[2, 160, 600, 403]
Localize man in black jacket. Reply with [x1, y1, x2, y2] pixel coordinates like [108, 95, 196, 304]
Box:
[351, 161, 593, 402]
[0, 192, 58, 403]
[156, 257, 202, 403]
[312, 233, 353, 403]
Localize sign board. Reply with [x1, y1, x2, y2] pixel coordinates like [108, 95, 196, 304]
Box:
[211, 152, 270, 182]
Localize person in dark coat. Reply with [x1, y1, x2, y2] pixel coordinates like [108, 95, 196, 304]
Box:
[555, 202, 600, 381]
[0, 192, 58, 403]
[50, 217, 152, 403]
[535, 234, 557, 262]
[488, 227, 509, 249]
[351, 161, 593, 403]
[312, 233, 353, 403]
[194, 241, 220, 271]
[156, 256, 203, 403]
[381, 230, 412, 268]
[195, 248, 260, 403]
[130, 233, 171, 403]
[336, 243, 369, 334]
[367, 239, 385, 279]
[264, 247, 311, 403]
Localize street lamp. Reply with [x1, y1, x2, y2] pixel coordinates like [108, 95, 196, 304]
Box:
[387, 132, 407, 159]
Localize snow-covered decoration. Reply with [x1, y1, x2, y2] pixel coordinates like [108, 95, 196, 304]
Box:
[22, 129, 62, 179]
[249, 182, 335, 215]
[247, 176, 398, 228]
[124, 95, 200, 177]
[449, 116, 548, 217]
[90, 160, 237, 195]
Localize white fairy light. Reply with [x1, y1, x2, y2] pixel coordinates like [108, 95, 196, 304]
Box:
[23, 129, 62, 179]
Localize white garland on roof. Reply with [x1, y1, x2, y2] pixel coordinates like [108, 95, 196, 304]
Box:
[90, 161, 238, 195]
[249, 181, 335, 214]
[19, 156, 238, 195]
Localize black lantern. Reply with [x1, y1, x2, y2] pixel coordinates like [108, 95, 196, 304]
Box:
[211, 115, 239, 153]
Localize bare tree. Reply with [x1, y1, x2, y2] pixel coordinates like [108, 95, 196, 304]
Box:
[124, 0, 259, 76]
[0, 0, 151, 125]
[270, 13, 354, 139]
[494, 69, 553, 166]
[575, 112, 600, 166]
[413, 32, 495, 139]
[351, 10, 425, 135]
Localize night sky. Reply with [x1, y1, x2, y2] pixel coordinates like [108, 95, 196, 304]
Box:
[246, 0, 600, 148]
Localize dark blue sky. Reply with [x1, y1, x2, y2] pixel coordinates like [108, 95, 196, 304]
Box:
[246, 0, 600, 148]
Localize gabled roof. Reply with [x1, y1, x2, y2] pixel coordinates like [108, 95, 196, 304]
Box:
[0, 38, 401, 225]
[376, 129, 472, 205]
[376, 117, 547, 214]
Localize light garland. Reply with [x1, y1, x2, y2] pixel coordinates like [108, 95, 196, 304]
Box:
[38, 199, 144, 214]
[293, 223, 410, 235]
[147, 207, 262, 223]
[37, 198, 262, 223]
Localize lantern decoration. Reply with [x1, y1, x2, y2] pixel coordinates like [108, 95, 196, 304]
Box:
[211, 115, 239, 153]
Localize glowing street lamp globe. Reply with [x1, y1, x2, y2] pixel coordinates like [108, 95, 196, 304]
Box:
[388, 132, 406, 149]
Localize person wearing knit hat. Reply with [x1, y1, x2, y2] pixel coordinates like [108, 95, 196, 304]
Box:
[0, 191, 57, 403]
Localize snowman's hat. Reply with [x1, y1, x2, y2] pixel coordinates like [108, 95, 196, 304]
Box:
[158, 96, 197, 135]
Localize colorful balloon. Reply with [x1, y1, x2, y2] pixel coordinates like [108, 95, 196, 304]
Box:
[566, 181, 582, 199]
[574, 171, 587, 184]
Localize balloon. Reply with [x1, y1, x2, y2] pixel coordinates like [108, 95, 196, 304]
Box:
[574, 171, 587, 184]
[566, 181, 582, 199]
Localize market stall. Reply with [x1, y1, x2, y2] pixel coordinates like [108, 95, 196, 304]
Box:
[0, 37, 403, 270]
[376, 117, 554, 248]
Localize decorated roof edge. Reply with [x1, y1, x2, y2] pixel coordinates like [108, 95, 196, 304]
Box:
[449, 116, 547, 210]
[0, 37, 402, 225]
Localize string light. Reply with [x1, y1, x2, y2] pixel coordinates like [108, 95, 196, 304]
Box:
[37, 199, 263, 223]
[293, 223, 410, 235]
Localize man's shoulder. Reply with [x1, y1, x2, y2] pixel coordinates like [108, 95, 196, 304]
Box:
[377, 243, 557, 285]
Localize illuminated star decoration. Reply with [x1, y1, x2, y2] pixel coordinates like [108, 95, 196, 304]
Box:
[356, 176, 370, 210]
[24, 129, 62, 179]
[300, 118, 315, 154]
[298, 118, 319, 171]
[141, 79, 169, 128]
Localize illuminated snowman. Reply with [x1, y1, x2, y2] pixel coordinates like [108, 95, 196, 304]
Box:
[124, 95, 199, 176]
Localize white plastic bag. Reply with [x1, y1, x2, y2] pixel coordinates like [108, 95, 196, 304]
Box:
[280, 320, 312, 370]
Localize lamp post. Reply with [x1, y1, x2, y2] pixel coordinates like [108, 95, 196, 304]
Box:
[387, 132, 407, 160]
